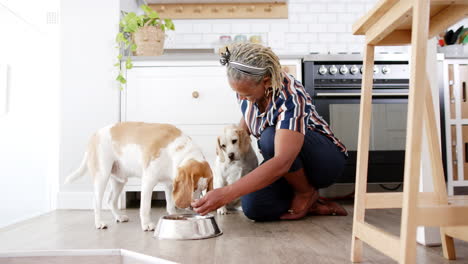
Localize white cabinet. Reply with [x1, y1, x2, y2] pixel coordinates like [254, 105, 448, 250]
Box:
[121, 58, 302, 194]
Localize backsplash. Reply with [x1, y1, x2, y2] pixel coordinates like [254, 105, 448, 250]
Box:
[164, 0, 409, 55]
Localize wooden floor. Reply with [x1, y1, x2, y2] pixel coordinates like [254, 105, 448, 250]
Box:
[0, 202, 467, 263]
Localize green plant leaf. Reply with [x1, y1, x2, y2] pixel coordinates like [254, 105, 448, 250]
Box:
[126, 57, 133, 69]
[160, 24, 165, 31]
[116, 32, 125, 42]
[131, 43, 137, 52]
[116, 74, 127, 84]
[114, 62, 120, 67]
[117, 54, 122, 60]
[164, 19, 175, 30]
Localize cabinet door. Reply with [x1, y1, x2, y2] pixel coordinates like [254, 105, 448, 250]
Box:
[463, 125, 468, 181]
[461, 65, 468, 119]
[125, 66, 241, 125]
[282, 65, 297, 78]
[452, 126, 458, 181]
[449, 64, 455, 119]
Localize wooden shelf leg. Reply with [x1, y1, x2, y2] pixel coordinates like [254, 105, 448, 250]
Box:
[350, 44, 375, 263]
[399, 0, 430, 263]
[423, 75, 457, 260]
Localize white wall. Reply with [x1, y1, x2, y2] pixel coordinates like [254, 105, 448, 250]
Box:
[58, 0, 120, 207]
[0, 0, 60, 228]
[165, 0, 408, 54]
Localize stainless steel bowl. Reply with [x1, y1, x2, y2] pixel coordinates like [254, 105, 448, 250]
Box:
[154, 214, 222, 240]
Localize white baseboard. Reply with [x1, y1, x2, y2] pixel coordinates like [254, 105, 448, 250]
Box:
[57, 188, 166, 209]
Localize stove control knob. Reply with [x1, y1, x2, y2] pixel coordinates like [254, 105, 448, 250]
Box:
[382, 66, 390, 75]
[318, 65, 328, 75]
[374, 66, 379, 74]
[339, 65, 349, 75]
[350, 65, 359, 75]
[329, 65, 338, 75]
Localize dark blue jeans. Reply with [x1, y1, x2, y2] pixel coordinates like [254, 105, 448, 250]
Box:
[241, 127, 347, 221]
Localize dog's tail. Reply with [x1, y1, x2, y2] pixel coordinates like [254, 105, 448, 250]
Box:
[64, 152, 88, 184]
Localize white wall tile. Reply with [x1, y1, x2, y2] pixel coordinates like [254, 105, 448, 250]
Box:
[328, 23, 349, 33]
[309, 43, 328, 54]
[193, 23, 211, 33]
[251, 23, 270, 33]
[337, 13, 358, 23]
[289, 3, 309, 13]
[308, 4, 327, 13]
[318, 13, 338, 23]
[309, 23, 328, 33]
[327, 4, 347, 13]
[285, 33, 299, 43]
[173, 22, 193, 33]
[298, 14, 318, 23]
[166, 0, 400, 54]
[299, 33, 317, 42]
[270, 22, 289, 32]
[212, 24, 231, 33]
[183, 34, 202, 43]
[232, 23, 251, 33]
[318, 33, 337, 43]
[289, 23, 308, 33]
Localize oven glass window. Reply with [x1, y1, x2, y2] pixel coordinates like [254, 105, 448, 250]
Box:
[329, 104, 407, 151]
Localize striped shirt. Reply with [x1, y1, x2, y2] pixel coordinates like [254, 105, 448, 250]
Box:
[238, 73, 348, 156]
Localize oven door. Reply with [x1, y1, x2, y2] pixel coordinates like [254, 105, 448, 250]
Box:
[314, 90, 408, 183]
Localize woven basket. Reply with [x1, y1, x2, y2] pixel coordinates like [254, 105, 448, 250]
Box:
[133, 22, 165, 56]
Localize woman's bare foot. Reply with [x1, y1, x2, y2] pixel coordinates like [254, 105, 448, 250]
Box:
[280, 189, 319, 220]
[308, 199, 348, 216]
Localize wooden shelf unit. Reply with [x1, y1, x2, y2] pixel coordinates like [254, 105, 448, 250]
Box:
[443, 59, 468, 195]
[350, 1, 468, 263]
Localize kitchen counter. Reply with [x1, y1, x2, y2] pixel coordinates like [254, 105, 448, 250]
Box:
[122, 49, 306, 61]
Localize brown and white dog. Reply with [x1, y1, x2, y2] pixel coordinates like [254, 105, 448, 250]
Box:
[65, 122, 213, 231]
[214, 125, 258, 214]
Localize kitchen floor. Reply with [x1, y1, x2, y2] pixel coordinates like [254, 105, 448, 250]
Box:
[0, 201, 467, 264]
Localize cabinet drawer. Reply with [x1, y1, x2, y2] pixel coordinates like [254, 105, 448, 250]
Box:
[125, 66, 241, 125]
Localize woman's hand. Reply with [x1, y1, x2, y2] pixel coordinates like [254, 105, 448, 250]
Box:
[191, 187, 234, 215]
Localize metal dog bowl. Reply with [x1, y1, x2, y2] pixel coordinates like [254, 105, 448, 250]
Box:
[154, 214, 222, 240]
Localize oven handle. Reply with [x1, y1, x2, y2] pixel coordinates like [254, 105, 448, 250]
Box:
[316, 92, 409, 97]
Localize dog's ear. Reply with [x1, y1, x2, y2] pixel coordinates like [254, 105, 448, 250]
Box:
[204, 163, 214, 191]
[172, 166, 193, 209]
[236, 128, 251, 154]
[216, 136, 225, 163]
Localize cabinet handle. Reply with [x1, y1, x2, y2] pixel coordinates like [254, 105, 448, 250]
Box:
[465, 143, 468, 163]
[192, 91, 199, 99]
[464, 82, 467, 102]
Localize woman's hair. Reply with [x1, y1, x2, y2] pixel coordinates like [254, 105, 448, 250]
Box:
[220, 43, 283, 100]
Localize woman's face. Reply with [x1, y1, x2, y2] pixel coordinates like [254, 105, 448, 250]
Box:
[229, 77, 270, 103]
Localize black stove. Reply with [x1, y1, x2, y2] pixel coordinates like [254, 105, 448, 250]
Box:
[303, 54, 410, 183]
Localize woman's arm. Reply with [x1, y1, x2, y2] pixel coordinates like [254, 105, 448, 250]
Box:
[192, 129, 304, 215]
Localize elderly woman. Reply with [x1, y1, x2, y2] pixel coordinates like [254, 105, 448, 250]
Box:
[192, 43, 348, 220]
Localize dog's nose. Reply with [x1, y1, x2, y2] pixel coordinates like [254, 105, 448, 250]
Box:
[228, 153, 234, 160]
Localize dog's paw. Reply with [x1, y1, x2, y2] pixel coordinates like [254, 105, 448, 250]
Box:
[95, 222, 108, 229]
[141, 222, 156, 231]
[217, 207, 228, 215]
[115, 215, 129, 223]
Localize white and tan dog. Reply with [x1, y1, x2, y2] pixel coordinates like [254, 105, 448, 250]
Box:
[214, 125, 258, 214]
[65, 122, 213, 231]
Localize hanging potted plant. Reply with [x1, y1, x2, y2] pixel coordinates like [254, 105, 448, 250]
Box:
[115, 5, 175, 88]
